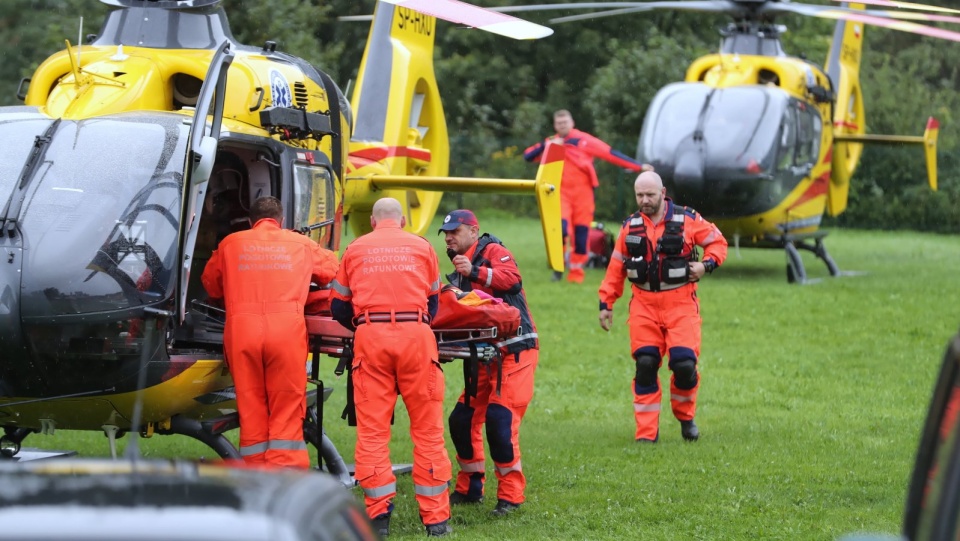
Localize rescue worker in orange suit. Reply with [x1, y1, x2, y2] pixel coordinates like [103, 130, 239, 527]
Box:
[598, 172, 728, 442]
[524, 109, 653, 284]
[201, 196, 339, 467]
[329, 198, 452, 538]
[440, 209, 538, 517]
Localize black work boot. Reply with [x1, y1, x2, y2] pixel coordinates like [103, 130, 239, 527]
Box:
[551, 270, 564, 282]
[680, 420, 700, 441]
[449, 491, 483, 505]
[370, 513, 391, 537]
[425, 520, 453, 537]
[491, 499, 521, 516]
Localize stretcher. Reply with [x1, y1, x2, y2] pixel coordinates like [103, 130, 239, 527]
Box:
[305, 314, 500, 376]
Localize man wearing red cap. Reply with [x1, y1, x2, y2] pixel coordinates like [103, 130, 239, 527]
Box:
[524, 109, 652, 284]
[330, 198, 451, 537]
[440, 209, 538, 517]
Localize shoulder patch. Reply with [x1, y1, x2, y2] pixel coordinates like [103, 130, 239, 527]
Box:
[500, 255, 511, 263]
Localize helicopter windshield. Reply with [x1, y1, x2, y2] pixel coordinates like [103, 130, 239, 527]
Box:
[15, 113, 188, 318]
[0, 110, 56, 207]
[639, 83, 784, 170]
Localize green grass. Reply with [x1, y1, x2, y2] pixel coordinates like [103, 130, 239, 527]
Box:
[29, 218, 960, 540]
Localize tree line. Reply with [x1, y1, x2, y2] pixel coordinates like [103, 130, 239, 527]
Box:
[2, 0, 957, 232]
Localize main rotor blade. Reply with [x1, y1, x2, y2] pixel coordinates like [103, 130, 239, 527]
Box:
[547, 1, 733, 24]
[379, 0, 553, 39]
[831, 0, 960, 15]
[775, 2, 960, 42]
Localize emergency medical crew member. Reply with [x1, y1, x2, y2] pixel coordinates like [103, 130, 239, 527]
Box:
[201, 196, 338, 468]
[524, 110, 652, 284]
[598, 172, 728, 442]
[441, 209, 538, 517]
[330, 198, 452, 538]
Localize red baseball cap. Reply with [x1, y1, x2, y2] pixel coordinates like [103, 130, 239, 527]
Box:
[438, 209, 479, 233]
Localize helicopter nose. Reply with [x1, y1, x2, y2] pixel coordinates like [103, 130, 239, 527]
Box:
[673, 148, 705, 192]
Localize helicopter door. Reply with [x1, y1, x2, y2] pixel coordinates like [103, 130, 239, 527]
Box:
[287, 151, 337, 251]
[178, 41, 235, 323]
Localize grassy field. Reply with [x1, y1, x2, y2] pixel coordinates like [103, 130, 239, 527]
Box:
[32, 215, 960, 540]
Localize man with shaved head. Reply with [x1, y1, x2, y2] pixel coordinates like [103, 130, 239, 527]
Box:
[598, 172, 728, 443]
[330, 197, 452, 537]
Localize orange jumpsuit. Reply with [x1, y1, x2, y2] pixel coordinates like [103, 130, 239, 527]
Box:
[329, 219, 451, 527]
[202, 218, 338, 468]
[525, 128, 644, 283]
[598, 200, 727, 441]
[446, 234, 538, 506]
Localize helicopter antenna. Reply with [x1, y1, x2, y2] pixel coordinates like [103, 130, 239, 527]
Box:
[77, 16, 83, 71]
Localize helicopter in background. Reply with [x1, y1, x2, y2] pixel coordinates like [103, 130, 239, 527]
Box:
[503, 0, 956, 282]
[0, 0, 563, 463]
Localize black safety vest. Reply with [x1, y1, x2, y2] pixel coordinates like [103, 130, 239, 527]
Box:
[622, 207, 699, 292]
[446, 234, 537, 353]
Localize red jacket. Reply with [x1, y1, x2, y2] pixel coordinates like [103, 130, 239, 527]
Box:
[524, 128, 643, 189]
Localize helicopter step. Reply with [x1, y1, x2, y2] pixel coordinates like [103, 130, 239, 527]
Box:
[764, 231, 841, 284]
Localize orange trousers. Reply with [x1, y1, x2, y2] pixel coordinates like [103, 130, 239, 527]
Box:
[225, 308, 309, 468]
[449, 349, 538, 505]
[627, 287, 701, 441]
[352, 321, 451, 525]
[561, 181, 595, 283]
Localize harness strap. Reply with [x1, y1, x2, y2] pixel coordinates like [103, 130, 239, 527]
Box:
[463, 342, 480, 408]
[339, 342, 357, 426]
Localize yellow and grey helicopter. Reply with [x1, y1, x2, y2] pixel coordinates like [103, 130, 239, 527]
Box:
[0, 0, 564, 468]
[505, 0, 957, 282]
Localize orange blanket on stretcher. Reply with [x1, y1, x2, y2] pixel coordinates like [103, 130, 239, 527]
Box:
[432, 285, 520, 339]
[304, 285, 520, 339]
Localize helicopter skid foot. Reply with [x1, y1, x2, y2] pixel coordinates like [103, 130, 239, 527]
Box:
[772, 231, 842, 284]
[0, 427, 35, 458]
[157, 415, 241, 460]
[102, 425, 121, 459]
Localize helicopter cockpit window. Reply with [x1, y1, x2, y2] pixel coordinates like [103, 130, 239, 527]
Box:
[795, 103, 822, 166]
[777, 106, 798, 171]
[16, 114, 188, 318]
[292, 164, 335, 249]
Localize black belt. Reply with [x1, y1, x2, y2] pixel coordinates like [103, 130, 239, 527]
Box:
[353, 311, 429, 325]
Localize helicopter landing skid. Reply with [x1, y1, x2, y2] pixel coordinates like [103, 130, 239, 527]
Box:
[764, 231, 841, 284]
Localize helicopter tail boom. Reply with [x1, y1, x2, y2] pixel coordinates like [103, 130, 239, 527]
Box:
[363, 142, 566, 272]
[832, 116, 939, 192]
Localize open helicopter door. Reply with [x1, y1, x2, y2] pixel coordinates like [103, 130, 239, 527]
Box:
[178, 42, 235, 323]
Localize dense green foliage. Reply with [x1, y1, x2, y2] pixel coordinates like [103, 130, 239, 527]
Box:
[2, 1, 958, 228]
[36, 217, 960, 539]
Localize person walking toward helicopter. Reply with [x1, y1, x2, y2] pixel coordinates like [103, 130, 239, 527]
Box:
[524, 109, 652, 284]
[201, 196, 339, 469]
[598, 172, 727, 443]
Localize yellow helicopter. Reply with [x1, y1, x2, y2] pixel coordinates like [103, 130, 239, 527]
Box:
[504, 0, 957, 282]
[0, 0, 564, 466]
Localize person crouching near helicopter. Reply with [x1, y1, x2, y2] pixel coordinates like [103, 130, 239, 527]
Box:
[598, 172, 727, 443]
[329, 198, 452, 537]
[441, 209, 538, 517]
[201, 196, 339, 468]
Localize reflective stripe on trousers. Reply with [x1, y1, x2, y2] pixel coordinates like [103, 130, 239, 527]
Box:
[240, 439, 308, 456]
[496, 460, 522, 476]
[415, 482, 450, 497]
[363, 482, 398, 499]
